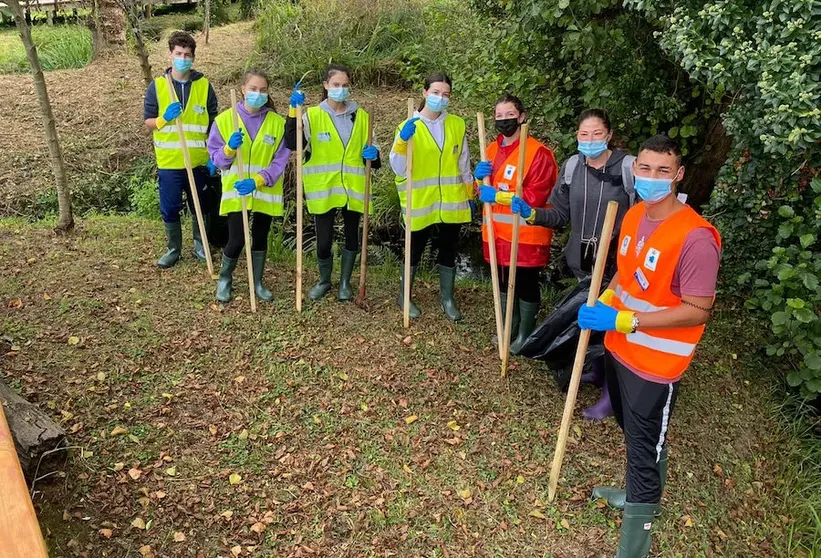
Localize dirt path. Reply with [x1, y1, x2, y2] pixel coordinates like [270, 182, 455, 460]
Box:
[0, 215, 800, 557]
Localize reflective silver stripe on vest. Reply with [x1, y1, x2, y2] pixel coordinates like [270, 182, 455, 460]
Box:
[221, 190, 283, 204]
[154, 140, 207, 149]
[305, 186, 348, 200]
[403, 175, 466, 190]
[347, 189, 365, 202]
[485, 213, 528, 226]
[441, 201, 469, 212]
[224, 164, 267, 177]
[303, 163, 366, 176]
[157, 124, 209, 134]
[401, 200, 469, 218]
[626, 331, 696, 357]
[614, 286, 668, 313]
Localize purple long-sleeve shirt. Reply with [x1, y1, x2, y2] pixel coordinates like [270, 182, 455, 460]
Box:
[207, 102, 291, 186]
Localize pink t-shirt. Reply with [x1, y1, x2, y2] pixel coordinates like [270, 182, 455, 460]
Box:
[614, 214, 721, 383]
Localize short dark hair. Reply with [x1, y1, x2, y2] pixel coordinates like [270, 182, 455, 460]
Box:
[639, 134, 682, 163]
[322, 64, 351, 100]
[168, 31, 197, 56]
[495, 93, 526, 116]
[419, 72, 453, 111]
[578, 108, 611, 132]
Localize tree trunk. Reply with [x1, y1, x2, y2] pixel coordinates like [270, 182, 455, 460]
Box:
[8, 0, 74, 233]
[90, 0, 126, 58]
[118, 0, 152, 86]
[204, 0, 210, 45]
[679, 117, 733, 211]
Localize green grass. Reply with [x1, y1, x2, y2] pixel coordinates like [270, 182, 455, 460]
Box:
[0, 25, 91, 74]
[0, 214, 819, 556]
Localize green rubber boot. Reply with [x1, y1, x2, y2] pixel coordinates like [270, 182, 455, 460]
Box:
[309, 256, 333, 300]
[215, 254, 238, 303]
[616, 502, 657, 558]
[252, 250, 273, 301]
[510, 300, 539, 355]
[338, 248, 357, 301]
[157, 221, 182, 269]
[192, 215, 210, 261]
[438, 265, 462, 322]
[592, 447, 668, 514]
[396, 266, 421, 318]
[493, 293, 520, 347]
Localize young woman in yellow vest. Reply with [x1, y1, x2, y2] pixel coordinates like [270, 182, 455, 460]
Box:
[474, 94, 558, 353]
[284, 64, 382, 301]
[578, 135, 720, 557]
[389, 73, 476, 321]
[206, 69, 290, 303]
[143, 31, 219, 269]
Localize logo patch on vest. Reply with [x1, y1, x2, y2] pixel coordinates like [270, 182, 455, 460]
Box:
[263, 134, 276, 146]
[644, 248, 661, 272]
[634, 268, 650, 291]
[620, 235, 631, 256]
[498, 183, 510, 192]
[317, 132, 332, 142]
[452, 145, 459, 155]
[504, 164, 516, 180]
[193, 104, 205, 115]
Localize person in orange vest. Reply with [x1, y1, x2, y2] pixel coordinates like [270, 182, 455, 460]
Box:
[475, 94, 557, 354]
[572, 135, 721, 557]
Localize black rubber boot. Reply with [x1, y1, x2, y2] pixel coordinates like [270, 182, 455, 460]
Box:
[396, 266, 421, 318]
[616, 502, 657, 558]
[215, 254, 238, 302]
[510, 299, 539, 354]
[338, 248, 357, 301]
[157, 221, 182, 269]
[252, 250, 273, 301]
[192, 215, 210, 261]
[438, 265, 462, 321]
[309, 256, 333, 300]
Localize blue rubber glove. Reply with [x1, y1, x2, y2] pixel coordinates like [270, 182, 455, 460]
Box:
[578, 301, 620, 331]
[228, 130, 244, 150]
[290, 81, 305, 107]
[469, 199, 479, 221]
[474, 160, 493, 181]
[207, 160, 218, 177]
[234, 178, 256, 196]
[478, 185, 497, 204]
[362, 144, 379, 161]
[399, 117, 420, 142]
[162, 102, 182, 122]
[511, 196, 533, 219]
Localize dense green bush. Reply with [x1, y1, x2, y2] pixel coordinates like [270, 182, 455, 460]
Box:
[629, 0, 821, 397]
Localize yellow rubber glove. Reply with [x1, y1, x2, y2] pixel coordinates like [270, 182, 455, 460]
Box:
[495, 191, 513, 205]
[393, 137, 408, 156]
[525, 211, 537, 224]
[223, 145, 237, 157]
[599, 288, 616, 306]
[155, 115, 168, 130]
[615, 311, 636, 334]
[288, 106, 298, 118]
[252, 174, 266, 188]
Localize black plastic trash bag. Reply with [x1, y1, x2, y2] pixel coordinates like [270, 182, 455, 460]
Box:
[519, 276, 606, 391]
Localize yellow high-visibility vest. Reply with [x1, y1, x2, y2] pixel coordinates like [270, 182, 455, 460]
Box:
[395, 114, 471, 231]
[215, 108, 286, 217]
[302, 106, 371, 215]
[152, 75, 210, 170]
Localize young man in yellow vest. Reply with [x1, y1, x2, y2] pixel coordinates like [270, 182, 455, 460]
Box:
[576, 135, 721, 557]
[143, 31, 219, 268]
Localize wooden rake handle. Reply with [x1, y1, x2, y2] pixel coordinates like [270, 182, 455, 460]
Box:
[230, 90, 257, 313]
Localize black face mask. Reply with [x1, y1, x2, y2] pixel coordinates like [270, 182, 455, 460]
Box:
[495, 117, 520, 137]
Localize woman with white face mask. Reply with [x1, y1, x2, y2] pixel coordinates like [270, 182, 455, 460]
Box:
[389, 72, 476, 322]
[207, 69, 290, 304]
[511, 108, 637, 420]
[285, 64, 382, 302]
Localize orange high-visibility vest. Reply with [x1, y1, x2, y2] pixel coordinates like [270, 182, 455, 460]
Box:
[482, 136, 553, 247]
[605, 202, 722, 381]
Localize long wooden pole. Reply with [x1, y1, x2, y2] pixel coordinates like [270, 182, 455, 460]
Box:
[295, 105, 305, 312]
[356, 114, 375, 303]
[402, 98, 415, 328]
[548, 200, 619, 502]
[230, 90, 257, 313]
[0, 404, 48, 557]
[501, 123, 529, 376]
[477, 112, 504, 360]
[164, 74, 214, 276]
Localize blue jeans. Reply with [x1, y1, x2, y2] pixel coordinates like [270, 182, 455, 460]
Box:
[158, 167, 214, 223]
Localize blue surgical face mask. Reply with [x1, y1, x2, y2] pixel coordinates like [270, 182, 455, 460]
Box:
[245, 91, 268, 109]
[578, 140, 608, 159]
[327, 87, 350, 102]
[635, 175, 674, 204]
[172, 56, 193, 73]
[425, 94, 449, 112]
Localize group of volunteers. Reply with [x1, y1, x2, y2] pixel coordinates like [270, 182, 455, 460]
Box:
[143, 31, 722, 558]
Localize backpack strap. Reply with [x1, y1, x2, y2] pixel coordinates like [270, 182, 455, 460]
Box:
[563, 154, 579, 186]
[621, 154, 636, 205]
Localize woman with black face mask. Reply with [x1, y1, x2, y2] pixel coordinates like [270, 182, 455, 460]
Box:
[475, 94, 558, 355]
